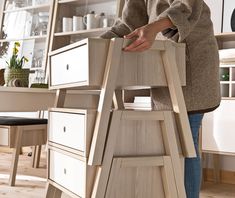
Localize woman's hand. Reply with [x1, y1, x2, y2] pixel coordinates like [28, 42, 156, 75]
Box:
[123, 18, 174, 52]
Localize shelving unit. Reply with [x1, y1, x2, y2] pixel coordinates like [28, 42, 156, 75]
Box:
[53, 27, 110, 37]
[58, 0, 113, 5]
[215, 33, 235, 98]
[0, 35, 47, 42]
[48, 0, 121, 52]
[202, 32, 235, 182]
[0, 0, 54, 83]
[45, 37, 195, 198]
[219, 63, 235, 97]
[3, 3, 50, 13]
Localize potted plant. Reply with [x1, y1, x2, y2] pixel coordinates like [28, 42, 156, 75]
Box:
[4, 41, 30, 87]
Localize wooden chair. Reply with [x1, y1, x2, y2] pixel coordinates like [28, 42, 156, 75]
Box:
[0, 116, 47, 186]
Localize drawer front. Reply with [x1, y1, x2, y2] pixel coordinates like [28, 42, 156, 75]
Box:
[49, 149, 86, 197]
[50, 45, 88, 86]
[49, 112, 86, 152]
[0, 128, 9, 146]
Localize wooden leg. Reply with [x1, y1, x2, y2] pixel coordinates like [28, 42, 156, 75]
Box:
[9, 128, 23, 186]
[162, 43, 196, 158]
[212, 154, 220, 183]
[54, 89, 67, 108]
[35, 145, 42, 168]
[113, 90, 124, 110]
[45, 182, 62, 198]
[161, 156, 178, 198]
[161, 111, 186, 198]
[201, 152, 207, 184]
[31, 146, 36, 168]
[105, 158, 121, 198]
[88, 39, 124, 166]
[91, 111, 122, 198]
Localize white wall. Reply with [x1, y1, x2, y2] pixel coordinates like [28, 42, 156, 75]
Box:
[203, 0, 235, 172]
[204, 0, 223, 34]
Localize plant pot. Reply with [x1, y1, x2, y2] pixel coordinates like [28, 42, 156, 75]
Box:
[0, 69, 5, 86]
[4, 68, 30, 87]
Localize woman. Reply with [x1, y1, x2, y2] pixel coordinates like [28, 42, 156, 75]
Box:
[101, 0, 221, 197]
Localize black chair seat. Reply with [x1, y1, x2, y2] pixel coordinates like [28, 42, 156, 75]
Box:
[0, 116, 48, 126]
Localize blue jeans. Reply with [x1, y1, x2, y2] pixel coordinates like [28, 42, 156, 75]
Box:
[185, 113, 204, 198]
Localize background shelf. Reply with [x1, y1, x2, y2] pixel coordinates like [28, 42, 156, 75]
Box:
[0, 35, 47, 42]
[54, 27, 110, 37]
[58, 0, 114, 6]
[4, 4, 50, 13]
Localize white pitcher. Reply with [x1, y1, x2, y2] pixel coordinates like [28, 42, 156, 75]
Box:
[83, 11, 100, 30]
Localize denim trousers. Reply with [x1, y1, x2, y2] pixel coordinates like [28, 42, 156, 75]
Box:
[184, 113, 204, 198]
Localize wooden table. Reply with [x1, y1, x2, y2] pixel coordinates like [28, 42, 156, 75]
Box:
[0, 87, 99, 112]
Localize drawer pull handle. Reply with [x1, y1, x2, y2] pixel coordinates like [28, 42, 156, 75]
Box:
[64, 168, 67, 175]
[66, 64, 69, 70]
[63, 126, 66, 132]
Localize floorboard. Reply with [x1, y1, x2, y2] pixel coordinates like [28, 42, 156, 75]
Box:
[0, 151, 234, 198]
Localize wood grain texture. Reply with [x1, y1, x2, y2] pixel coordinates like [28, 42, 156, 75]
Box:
[161, 41, 196, 158]
[88, 38, 124, 166]
[0, 152, 234, 197]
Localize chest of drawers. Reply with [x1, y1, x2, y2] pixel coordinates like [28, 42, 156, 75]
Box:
[46, 38, 189, 198]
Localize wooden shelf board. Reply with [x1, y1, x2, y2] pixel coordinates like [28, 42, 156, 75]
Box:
[0, 35, 47, 42]
[58, 0, 113, 5]
[221, 97, 233, 99]
[221, 97, 235, 100]
[220, 81, 230, 84]
[220, 63, 235, 67]
[215, 32, 235, 42]
[3, 4, 50, 13]
[54, 27, 110, 37]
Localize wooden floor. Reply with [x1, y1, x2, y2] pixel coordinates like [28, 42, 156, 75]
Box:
[0, 151, 235, 198]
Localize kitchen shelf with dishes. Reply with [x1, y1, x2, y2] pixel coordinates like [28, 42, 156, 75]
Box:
[3, 3, 50, 13]
[48, 0, 120, 52]
[0, 0, 54, 86]
[58, 0, 114, 5]
[0, 35, 47, 42]
[53, 27, 111, 37]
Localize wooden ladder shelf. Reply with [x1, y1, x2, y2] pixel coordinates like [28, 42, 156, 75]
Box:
[45, 38, 195, 198]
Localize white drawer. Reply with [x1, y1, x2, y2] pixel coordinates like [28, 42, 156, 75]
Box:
[49, 38, 110, 89]
[48, 109, 96, 156]
[49, 38, 186, 90]
[49, 148, 96, 198]
[0, 128, 9, 146]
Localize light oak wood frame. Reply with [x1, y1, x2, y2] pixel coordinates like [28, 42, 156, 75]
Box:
[92, 110, 186, 198]
[48, 38, 195, 164]
[46, 38, 194, 198]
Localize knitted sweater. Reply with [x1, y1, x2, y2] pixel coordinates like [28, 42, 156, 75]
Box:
[101, 0, 221, 113]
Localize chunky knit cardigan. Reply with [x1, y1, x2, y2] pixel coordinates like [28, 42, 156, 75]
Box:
[101, 0, 221, 113]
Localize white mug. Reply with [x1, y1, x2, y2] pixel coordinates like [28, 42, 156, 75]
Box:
[62, 17, 72, 32]
[102, 18, 108, 28]
[73, 16, 84, 31]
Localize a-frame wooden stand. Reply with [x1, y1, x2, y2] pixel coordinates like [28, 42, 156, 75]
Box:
[45, 38, 195, 198]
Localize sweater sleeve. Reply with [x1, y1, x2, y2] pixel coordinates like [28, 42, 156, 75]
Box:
[101, 0, 148, 39]
[158, 0, 204, 42]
